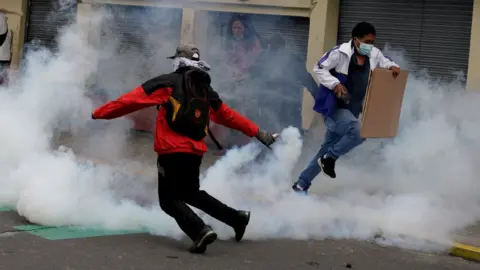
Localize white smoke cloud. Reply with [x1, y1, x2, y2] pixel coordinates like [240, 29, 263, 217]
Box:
[0, 5, 477, 255]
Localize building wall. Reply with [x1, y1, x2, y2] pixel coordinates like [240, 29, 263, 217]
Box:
[1, 0, 27, 68]
[467, 0, 480, 91]
[8, 0, 480, 117]
[302, 0, 339, 129]
[81, 0, 311, 16]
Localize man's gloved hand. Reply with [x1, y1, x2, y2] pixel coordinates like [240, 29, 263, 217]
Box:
[255, 130, 278, 148]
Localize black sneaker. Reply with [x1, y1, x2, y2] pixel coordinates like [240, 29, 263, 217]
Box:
[233, 211, 250, 242]
[320, 156, 336, 178]
[292, 182, 308, 194]
[189, 226, 217, 254]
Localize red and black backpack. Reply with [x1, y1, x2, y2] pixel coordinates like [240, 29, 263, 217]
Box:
[165, 68, 212, 140]
[162, 67, 223, 149]
[142, 66, 223, 149]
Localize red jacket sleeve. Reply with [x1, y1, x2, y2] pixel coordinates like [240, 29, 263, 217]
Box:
[210, 103, 259, 137]
[92, 86, 171, 120]
[92, 74, 177, 120]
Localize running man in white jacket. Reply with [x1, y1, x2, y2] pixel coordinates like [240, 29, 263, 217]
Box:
[293, 22, 401, 193]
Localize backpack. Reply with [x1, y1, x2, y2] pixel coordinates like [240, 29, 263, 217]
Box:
[163, 68, 223, 149]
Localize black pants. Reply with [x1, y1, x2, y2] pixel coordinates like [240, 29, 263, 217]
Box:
[157, 153, 242, 241]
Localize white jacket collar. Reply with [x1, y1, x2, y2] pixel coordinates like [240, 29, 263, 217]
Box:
[338, 40, 354, 56]
[172, 57, 211, 72]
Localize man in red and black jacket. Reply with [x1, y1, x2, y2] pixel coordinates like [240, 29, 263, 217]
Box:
[91, 44, 277, 254]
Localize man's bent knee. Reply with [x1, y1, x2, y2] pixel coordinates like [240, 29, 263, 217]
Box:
[345, 121, 360, 136]
[346, 123, 365, 145]
[159, 197, 177, 215]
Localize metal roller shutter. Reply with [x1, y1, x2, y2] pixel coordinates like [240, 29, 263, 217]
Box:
[338, 0, 473, 82]
[94, 4, 182, 96]
[93, 4, 182, 132]
[25, 0, 77, 51]
[204, 12, 309, 132]
[419, 0, 473, 80]
[206, 12, 310, 63]
[338, 0, 423, 60]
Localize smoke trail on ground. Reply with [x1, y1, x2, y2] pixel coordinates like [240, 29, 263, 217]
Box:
[0, 6, 477, 254]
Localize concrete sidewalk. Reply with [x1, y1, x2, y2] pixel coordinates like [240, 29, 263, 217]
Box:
[455, 224, 480, 247]
[451, 224, 480, 262]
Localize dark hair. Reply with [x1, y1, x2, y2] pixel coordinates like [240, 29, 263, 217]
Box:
[351, 22, 376, 38]
[226, 14, 265, 51]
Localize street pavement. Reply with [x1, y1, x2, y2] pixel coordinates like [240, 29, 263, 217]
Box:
[456, 224, 480, 247]
[0, 130, 473, 269]
[0, 209, 478, 270]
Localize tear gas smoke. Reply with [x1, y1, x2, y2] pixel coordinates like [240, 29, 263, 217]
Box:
[0, 6, 478, 254]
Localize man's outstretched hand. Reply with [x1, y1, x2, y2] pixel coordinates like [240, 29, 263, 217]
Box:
[256, 130, 278, 148]
[390, 66, 401, 77]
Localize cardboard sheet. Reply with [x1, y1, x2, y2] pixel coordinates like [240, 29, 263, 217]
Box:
[360, 68, 409, 138]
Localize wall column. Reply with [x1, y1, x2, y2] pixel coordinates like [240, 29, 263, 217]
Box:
[467, 0, 479, 91]
[301, 0, 339, 130]
[2, 0, 28, 69]
[76, 3, 103, 88]
[181, 8, 195, 44]
[192, 10, 209, 57]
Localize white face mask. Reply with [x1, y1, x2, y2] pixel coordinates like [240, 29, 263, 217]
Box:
[356, 39, 374, 57]
[172, 57, 211, 72]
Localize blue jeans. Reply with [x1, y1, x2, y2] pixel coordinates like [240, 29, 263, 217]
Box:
[297, 109, 366, 189]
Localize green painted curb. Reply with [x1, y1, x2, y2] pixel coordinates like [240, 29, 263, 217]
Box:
[13, 224, 149, 240]
[0, 205, 149, 240]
